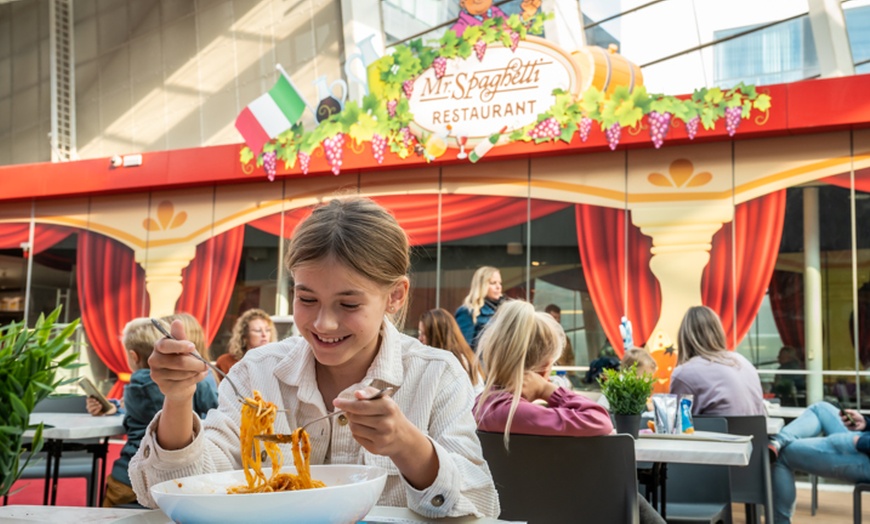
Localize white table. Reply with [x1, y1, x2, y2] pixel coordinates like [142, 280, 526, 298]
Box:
[634, 431, 752, 519]
[635, 431, 753, 466]
[0, 505, 520, 523]
[768, 416, 785, 434]
[25, 412, 125, 507]
[765, 404, 806, 419]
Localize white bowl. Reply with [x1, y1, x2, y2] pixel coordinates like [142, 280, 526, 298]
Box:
[150, 464, 387, 524]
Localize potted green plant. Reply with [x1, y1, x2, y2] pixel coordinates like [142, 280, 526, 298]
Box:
[598, 363, 655, 439]
[0, 307, 81, 498]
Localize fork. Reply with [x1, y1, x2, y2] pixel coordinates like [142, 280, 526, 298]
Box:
[150, 318, 264, 411]
[254, 386, 397, 442]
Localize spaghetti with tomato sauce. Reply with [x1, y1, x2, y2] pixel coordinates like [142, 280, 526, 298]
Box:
[228, 391, 325, 493]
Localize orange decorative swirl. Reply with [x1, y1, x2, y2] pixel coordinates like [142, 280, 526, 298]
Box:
[754, 109, 770, 126]
[349, 139, 365, 154]
[628, 121, 644, 136]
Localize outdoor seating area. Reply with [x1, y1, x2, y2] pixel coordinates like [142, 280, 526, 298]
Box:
[4, 0, 870, 523]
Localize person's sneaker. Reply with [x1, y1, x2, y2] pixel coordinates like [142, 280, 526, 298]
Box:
[768, 439, 781, 462]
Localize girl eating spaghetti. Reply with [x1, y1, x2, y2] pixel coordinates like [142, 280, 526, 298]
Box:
[129, 197, 499, 519]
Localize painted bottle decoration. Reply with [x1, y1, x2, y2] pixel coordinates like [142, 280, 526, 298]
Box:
[344, 34, 390, 99]
[312, 75, 348, 123]
[423, 127, 449, 161]
[469, 126, 508, 163]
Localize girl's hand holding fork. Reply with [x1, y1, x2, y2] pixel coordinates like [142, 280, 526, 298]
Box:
[149, 320, 209, 449]
[334, 386, 438, 491]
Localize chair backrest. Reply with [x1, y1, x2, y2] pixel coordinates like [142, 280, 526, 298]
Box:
[477, 431, 639, 524]
[696, 414, 773, 522]
[33, 395, 87, 413]
[666, 417, 731, 504]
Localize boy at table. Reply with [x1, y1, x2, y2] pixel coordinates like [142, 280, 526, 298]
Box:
[86, 317, 218, 507]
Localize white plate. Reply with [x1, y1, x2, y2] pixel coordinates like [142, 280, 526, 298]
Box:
[150, 465, 387, 524]
[638, 430, 752, 443]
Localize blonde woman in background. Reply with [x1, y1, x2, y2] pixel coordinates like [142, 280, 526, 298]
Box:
[419, 308, 484, 390]
[669, 305, 765, 416]
[215, 308, 276, 377]
[454, 266, 504, 351]
[163, 312, 217, 390]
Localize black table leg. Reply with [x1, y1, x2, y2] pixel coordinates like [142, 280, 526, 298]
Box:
[659, 462, 668, 520]
[41, 440, 53, 505]
[49, 439, 61, 506]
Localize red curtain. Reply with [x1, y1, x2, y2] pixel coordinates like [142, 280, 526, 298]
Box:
[76, 232, 149, 399]
[248, 195, 571, 245]
[701, 190, 787, 349]
[177, 226, 246, 346]
[575, 204, 661, 357]
[769, 269, 805, 360]
[0, 223, 73, 254]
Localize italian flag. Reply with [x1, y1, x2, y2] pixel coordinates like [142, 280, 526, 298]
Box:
[235, 65, 307, 153]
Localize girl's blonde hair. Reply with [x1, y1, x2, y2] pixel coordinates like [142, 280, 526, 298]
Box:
[475, 300, 565, 448]
[677, 305, 733, 366]
[419, 308, 484, 386]
[123, 317, 161, 368]
[162, 312, 209, 360]
[285, 197, 411, 327]
[227, 308, 277, 359]
[461, 266, 500, 324]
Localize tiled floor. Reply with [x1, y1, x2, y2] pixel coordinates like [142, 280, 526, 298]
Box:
[731, 483, 863, 524]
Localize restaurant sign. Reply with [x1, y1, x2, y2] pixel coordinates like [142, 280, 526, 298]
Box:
[407, 36, 580, 147]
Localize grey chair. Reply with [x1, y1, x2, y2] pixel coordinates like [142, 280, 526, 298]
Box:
[664, 417, 732, 524]
[698, 415, 773, 524]
[477, 431, 639, 524]
[3, 395, 102, 506]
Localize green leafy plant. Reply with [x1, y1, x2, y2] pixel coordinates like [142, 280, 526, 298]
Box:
[598, 363, 655, 416]
[0, 307, 81, 497]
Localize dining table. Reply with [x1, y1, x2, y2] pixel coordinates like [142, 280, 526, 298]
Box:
[25, 412, 126, 507]
[0, 505, 522, 523]
[634, 430, 753, 519]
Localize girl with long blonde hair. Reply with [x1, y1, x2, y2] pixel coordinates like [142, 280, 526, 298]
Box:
[474, 300, 612, 448]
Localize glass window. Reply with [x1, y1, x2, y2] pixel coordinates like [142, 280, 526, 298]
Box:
[845, 3, 870, 73]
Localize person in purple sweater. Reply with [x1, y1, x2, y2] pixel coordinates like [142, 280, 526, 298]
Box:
[473, 300, 665, 524]
[769, 402, 870, 523]
[473, 300, 612, 443]
[669, 305, 765, 416]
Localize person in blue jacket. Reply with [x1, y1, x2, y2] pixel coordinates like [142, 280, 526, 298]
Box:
[454, 266, 504, 351]
[769, 401, 870, 523]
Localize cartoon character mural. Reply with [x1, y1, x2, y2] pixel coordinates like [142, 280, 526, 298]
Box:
[451, 0, 542, 36]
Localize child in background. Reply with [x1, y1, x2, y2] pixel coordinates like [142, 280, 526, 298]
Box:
[87, 317, 218, 507]
[621, 347, 657, 412]
[474, 300, 613, 443]
[473, 301, 665, 524]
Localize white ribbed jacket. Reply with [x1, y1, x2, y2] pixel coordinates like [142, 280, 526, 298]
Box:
[129, 321, 499, 518]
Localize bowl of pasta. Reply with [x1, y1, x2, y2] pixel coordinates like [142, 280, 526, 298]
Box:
[150, 464, 388, 524]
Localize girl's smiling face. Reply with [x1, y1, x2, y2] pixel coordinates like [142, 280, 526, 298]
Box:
[292, 258, 407, 380]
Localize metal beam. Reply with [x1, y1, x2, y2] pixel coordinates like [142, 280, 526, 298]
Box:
[807, 0, 856, 78]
